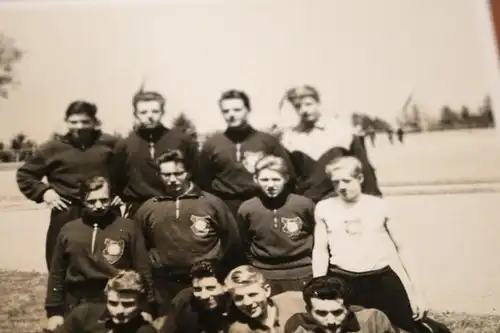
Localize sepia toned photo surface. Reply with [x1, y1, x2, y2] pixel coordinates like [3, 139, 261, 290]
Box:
[0, 1, 499, 333]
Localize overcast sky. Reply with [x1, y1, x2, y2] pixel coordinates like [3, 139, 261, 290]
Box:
[0, 0, 499, 142]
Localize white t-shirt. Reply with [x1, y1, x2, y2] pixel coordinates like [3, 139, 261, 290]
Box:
[281, 117, 355, 160]
[314, 194, 397, 272]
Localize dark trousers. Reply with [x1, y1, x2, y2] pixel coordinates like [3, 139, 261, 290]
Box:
[221, 198, 248, 271]
[266, 275, 312, 296]
[153, 268, 192, 315]
[328, 266, 415, 333]
[46, 206, 84, 271]
[63, 281, 108, 316]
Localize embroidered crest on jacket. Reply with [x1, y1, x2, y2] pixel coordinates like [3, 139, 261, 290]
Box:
[102, 238, 125, 264]
[190, 215, 212, 237]
[241, 151, 265, 174]
[281, 216, 303, 238]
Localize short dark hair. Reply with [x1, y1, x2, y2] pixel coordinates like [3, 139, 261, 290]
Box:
[132, 90, 166, 112]
[65, 100, 98, 120]
[303, 276, 350, 308]
[79, 176, 111, 202]
[190, 259, 225, 284]
[155, 149, 185, 167]
[219, 90, 251, 110]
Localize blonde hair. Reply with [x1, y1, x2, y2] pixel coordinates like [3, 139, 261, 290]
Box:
[254, 155, 288, 177]
[105, 270, 145, 295]
[325, 156, 363, 179]
[224, 265, 267, 292]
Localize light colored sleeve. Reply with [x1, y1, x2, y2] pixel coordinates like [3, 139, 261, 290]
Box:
[312, 202, 330, 277]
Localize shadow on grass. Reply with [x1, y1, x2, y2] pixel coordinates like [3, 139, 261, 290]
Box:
[1, 269, 499, 333]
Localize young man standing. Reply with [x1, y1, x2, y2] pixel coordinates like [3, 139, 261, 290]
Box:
[285, 276, 405, 333]
[16, 101, 121, 270]
[54, 270, 157, 333]
[113, 89, 199, 218]
[238, 155, 314, 295]
[134, 149, 241, 313]
[159, 259, 232, 333]
[45, 176, 155, 332]
[312, 156, 426, 332]
[225, 265, 306, 333]
[279, 85, 381, 202]
[198, 89, 297, 219]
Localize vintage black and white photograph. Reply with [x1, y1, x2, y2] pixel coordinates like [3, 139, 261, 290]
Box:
[0, 1, 499, 332]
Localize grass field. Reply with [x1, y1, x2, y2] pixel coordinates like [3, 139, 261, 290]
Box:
[1, 128, 500, 332]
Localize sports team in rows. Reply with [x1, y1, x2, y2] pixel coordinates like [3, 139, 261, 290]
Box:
[15, 85, 437, 333]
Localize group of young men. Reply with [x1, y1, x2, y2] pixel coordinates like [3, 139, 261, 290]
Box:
[16, 85, 430, 333]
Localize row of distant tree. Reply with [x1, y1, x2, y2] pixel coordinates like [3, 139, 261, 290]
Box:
[352, 95, 495, 134]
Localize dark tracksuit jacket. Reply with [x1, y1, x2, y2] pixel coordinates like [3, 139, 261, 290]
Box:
[295, 135, 382, 203]
[134, 184, 242, 276]
[197, 126, 297, 215]
[55, 303, 157, 333]
[45, 212, 155, 318]
[15, 131, 119, 269]
[160, 287, 232, 333]
[112, 125, 199, 217]
[284, 306, 401, 333]
[237, 193, 315, 281]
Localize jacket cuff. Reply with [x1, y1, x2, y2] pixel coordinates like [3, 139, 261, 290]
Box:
[33, 186, 51, 203]
[46, 305, 65, 318]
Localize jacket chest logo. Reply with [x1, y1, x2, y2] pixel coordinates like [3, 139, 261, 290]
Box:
[241, 150, 265, 174]
[102, 238, 125, 264]
[190, 215, 212, 237]
[281, 216, 303, 238]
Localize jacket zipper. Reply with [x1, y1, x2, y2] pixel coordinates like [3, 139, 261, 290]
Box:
[236, 143, 241, 162]
[175, 198, 180, 219]
[148, 134, 155, 159]
[175, 183, 195, 220]
[91, 223, 98, 255]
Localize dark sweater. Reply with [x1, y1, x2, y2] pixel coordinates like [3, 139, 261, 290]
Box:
[45, 212, 154, 317]
[134, 184, 242, 273]
[16, 131, 118, 203]
[160, 287, 232, 333]
[198, 126, 297, 200]
[238, 193, 314, 278]
[284, 307, 400, 333]
[113, 125, 199, 203]
[55, 302, 157, 333]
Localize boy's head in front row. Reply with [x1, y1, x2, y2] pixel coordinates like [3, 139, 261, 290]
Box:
[303, 276, 351, 331]
[224, 265, 272, 320]
[325, 156, 364, 202]
[105, 270, 146, 325]
[190, 259, 227, 311]
[253, 155, 289, 199]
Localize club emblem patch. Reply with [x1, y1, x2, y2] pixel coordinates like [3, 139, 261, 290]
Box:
[190, 215, 212, 237]
[241, 151, 265, 174]
[344, 219, 362, 235]
[102, 238, 125, 264]
[281, 216, 303, 238]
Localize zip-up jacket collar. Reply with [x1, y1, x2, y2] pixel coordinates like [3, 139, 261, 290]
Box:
[135, 124, 169, 142]
[224, 125, 256, 143]
[60, 130, 102, 149]
[153, 182, 203, 201]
